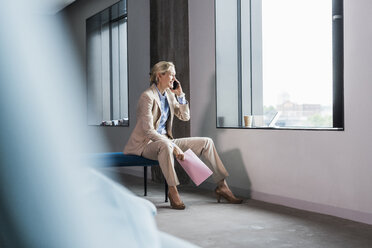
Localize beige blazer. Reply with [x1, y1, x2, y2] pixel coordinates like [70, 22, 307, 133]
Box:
[123, 84, 190, 156]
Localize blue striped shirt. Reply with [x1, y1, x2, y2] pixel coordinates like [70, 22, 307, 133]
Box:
[155, 86, 186, 135]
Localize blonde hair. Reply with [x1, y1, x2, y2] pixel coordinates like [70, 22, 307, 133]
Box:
[149, 61, 175, 85]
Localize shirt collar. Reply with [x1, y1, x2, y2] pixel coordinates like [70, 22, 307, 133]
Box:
[155, 85, 167, 99]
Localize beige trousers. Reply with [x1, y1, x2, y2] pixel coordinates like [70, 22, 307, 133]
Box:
[141, 137, 229, 186]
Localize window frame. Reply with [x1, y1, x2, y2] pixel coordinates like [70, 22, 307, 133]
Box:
[86, 0, 129, 127]
[214, 0, 344, 131]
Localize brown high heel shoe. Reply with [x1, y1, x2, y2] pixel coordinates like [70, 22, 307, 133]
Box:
[168, 193, 186, 210]
[215, 187, 243, 204]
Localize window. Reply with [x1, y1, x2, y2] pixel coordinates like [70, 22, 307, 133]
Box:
[86, 0, 129, 126]
[215, 0, 344, 129]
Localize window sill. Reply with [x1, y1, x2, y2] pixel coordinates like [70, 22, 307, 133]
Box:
[216, 126, 344, 131]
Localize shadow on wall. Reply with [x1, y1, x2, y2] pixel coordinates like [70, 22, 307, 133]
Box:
[199, 75, 251, 197]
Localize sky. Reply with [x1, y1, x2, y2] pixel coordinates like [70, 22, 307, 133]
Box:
[261, 0, 333, 106]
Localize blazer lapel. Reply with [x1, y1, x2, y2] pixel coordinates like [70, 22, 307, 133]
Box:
[151, 84, 162, 110]
[165, 90, 174, 117]
[165, 89, 174, 138]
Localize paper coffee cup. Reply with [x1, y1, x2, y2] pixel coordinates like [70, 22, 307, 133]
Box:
[244, 115, 253, 127]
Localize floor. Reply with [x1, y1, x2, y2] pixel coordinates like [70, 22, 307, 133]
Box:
[101, 169, 372, 248]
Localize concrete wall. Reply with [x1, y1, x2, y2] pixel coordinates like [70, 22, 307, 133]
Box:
[61, 0, 150, 154]
[189, 0, 372, 225]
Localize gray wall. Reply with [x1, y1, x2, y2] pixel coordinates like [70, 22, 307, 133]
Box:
[61, 0, 150, 154]
[189, 0, 372, 225]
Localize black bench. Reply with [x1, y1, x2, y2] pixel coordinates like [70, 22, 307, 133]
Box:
[95, 152, 168, 202]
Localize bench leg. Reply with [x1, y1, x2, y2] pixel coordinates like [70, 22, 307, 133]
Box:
[165, 179, 168, 202]
[144, 166, 147, 196]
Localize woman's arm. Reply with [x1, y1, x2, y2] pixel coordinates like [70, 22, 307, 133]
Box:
[169, 81, 190, 121]
[173, 101, 190, 121]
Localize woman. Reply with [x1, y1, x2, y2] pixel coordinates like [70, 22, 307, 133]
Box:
[124, 61, 242, 209]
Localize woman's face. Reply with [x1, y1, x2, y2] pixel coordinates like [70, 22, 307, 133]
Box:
[157, 68, 176, 89]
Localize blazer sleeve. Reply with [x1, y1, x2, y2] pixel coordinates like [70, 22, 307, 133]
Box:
[137, 92, 170, 143]
[172, 95, 190, 121]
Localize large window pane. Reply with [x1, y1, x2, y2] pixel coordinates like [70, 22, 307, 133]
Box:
[215, 0, 343, 130]
[260, 0, 333, 128]
[119, 18, 129, 121]
[216, 0, 240, 127]
[86, 0, 128, 126]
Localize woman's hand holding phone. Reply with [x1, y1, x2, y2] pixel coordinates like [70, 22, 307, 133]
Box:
[171, 78, 183, 96]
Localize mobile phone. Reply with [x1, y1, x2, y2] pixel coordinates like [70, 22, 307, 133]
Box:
[172, 81, 179, 90]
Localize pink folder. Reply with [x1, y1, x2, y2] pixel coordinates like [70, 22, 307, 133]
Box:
[177, 149, 213, 186]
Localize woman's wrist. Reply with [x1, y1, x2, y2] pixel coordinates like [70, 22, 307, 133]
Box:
[177, 92, 185, 97]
